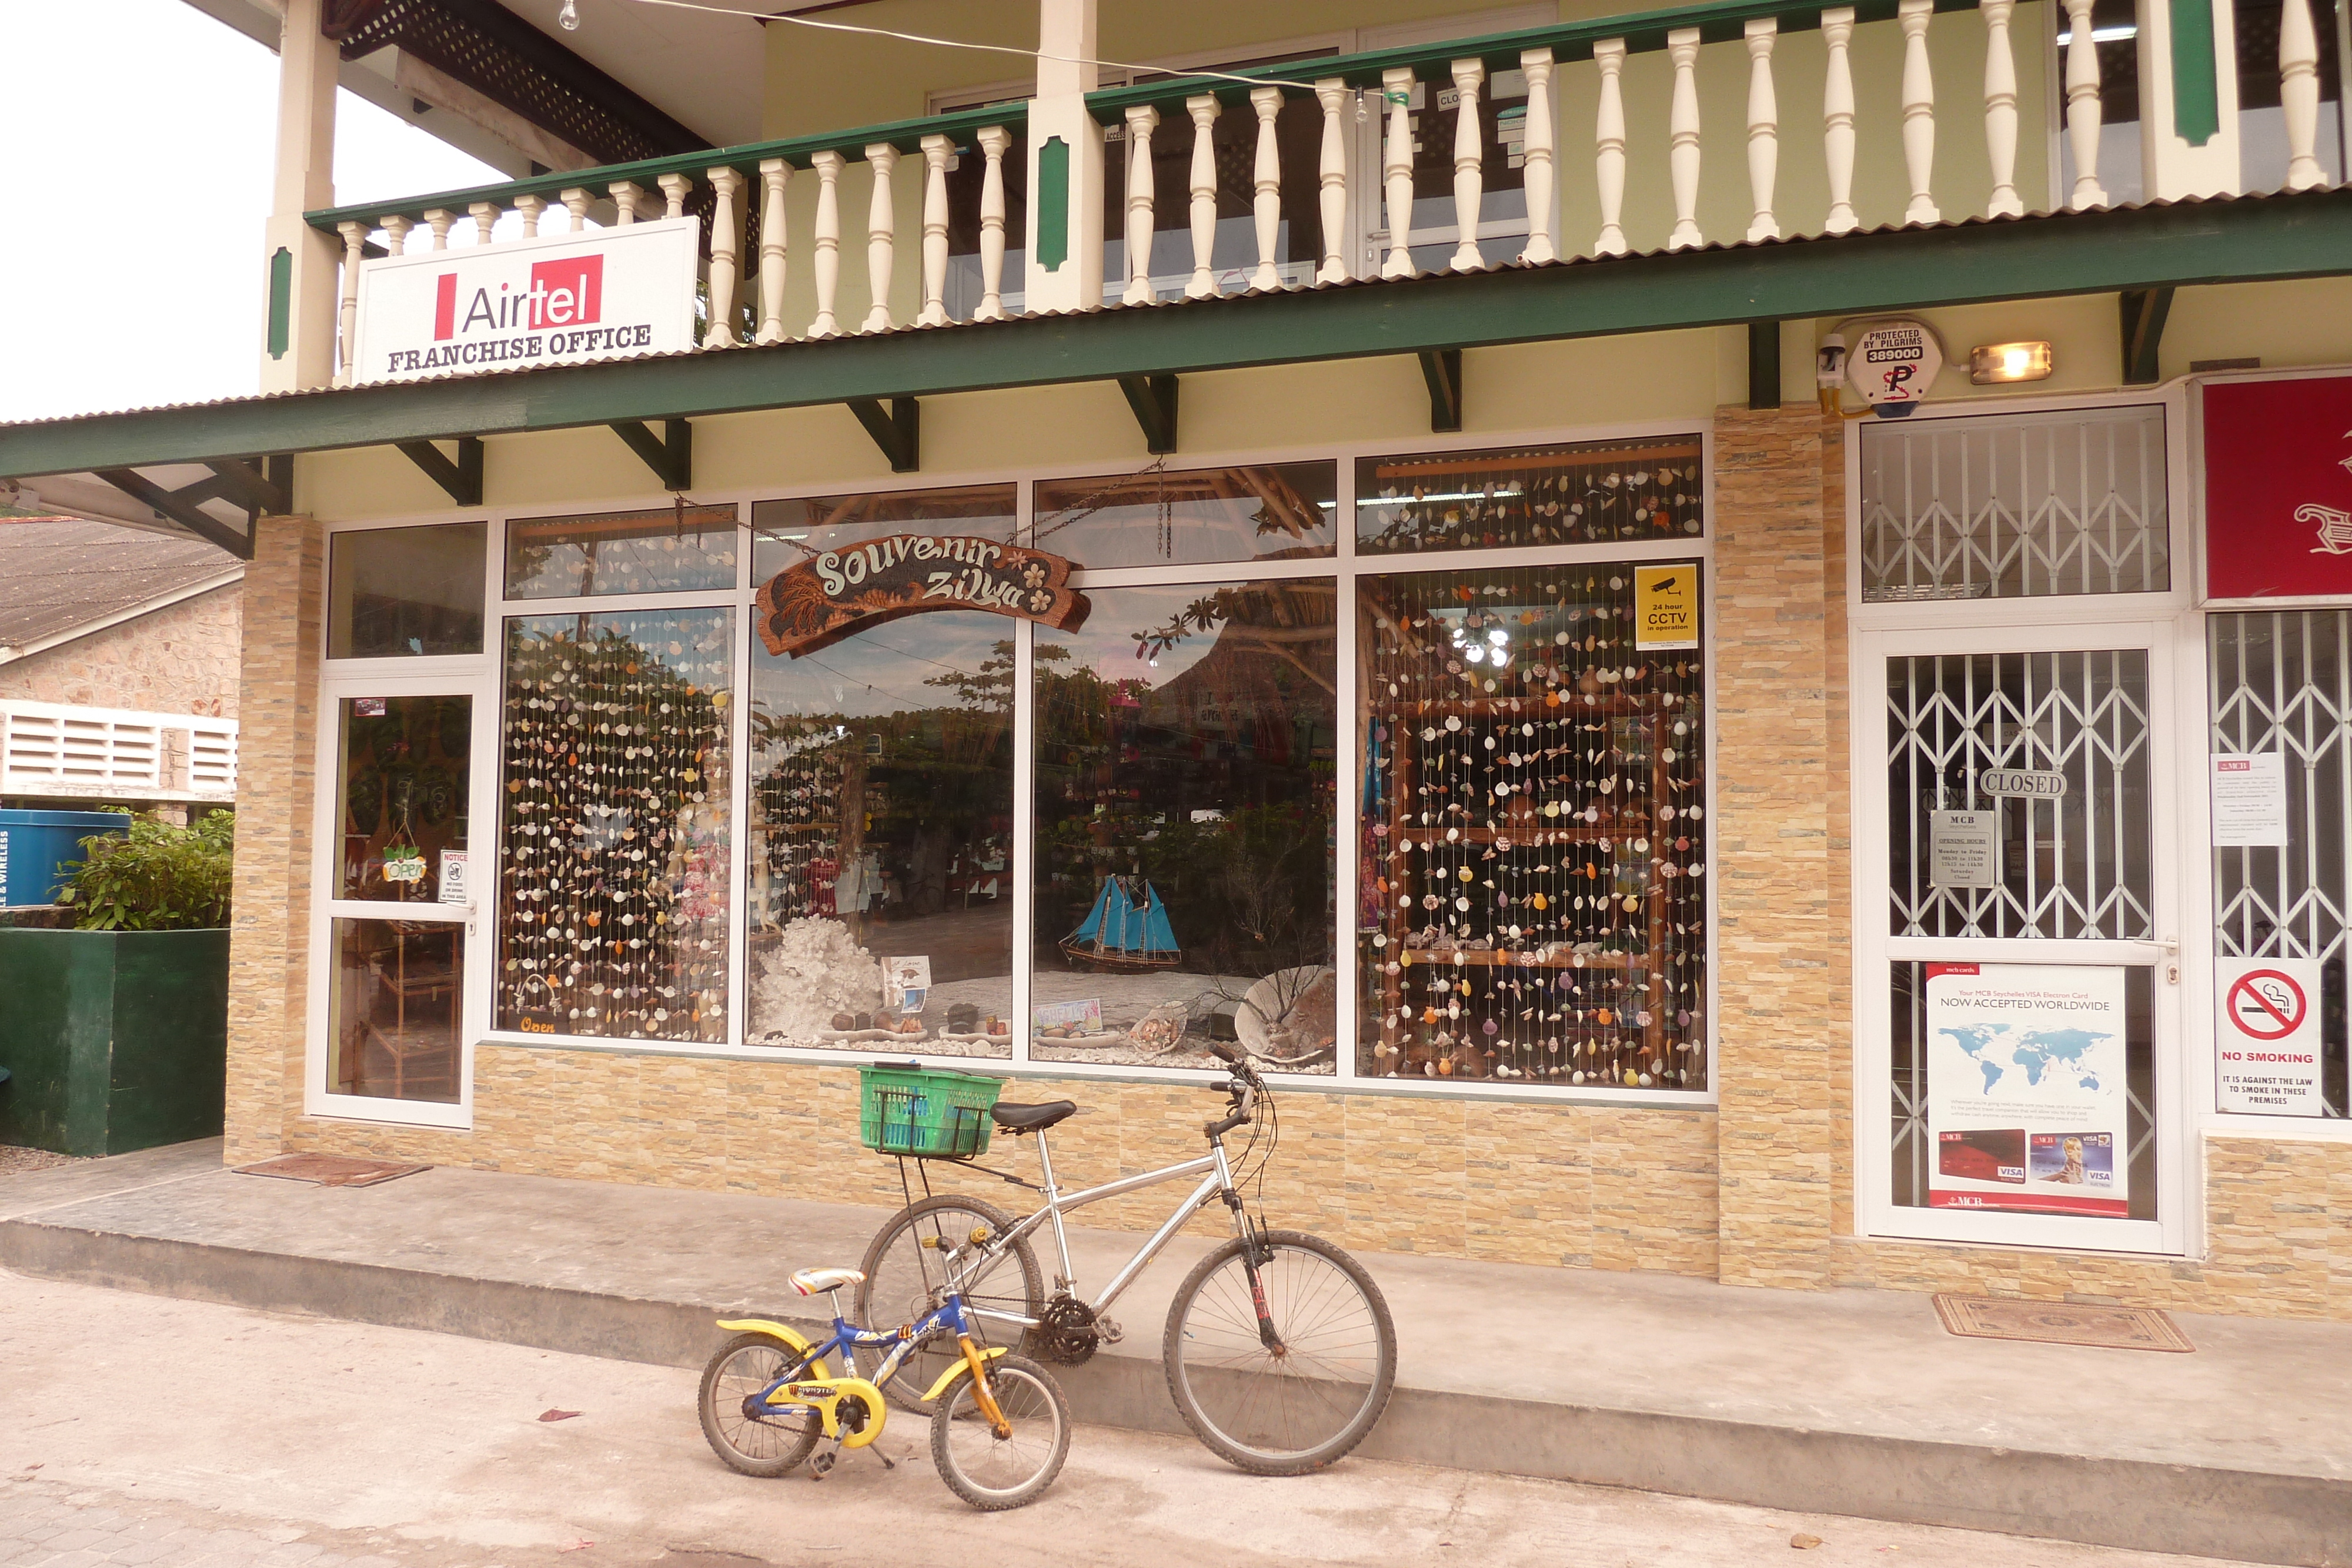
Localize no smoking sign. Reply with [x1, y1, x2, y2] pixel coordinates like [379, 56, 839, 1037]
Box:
[2214, 956, 2324, 1115]
[2227, 969, 2306, 1040]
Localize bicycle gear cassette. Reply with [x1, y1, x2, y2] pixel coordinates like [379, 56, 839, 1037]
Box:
[1031, 1295, 1100, 1365]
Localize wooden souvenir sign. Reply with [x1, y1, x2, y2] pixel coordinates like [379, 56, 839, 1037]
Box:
[756, 534, 1088, 657]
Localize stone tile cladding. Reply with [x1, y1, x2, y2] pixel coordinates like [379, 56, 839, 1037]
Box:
[1710, 406, 1839, 1289]
[224, 516, 321, 1166]
[0, 581, 242, 717]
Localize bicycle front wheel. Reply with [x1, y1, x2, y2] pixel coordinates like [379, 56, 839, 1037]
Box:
[929, 1352, 1071, 1511]
[1162, 1229, 1396, 1475]
[857, 1193, 1044, 1412]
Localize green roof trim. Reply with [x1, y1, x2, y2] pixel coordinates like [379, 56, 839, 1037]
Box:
[8, 192, 2350, 483]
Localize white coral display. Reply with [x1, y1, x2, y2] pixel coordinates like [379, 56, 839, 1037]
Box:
[751, 917, 884, 1041]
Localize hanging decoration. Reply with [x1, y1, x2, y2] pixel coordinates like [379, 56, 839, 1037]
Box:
[754, 535, 1089, 658]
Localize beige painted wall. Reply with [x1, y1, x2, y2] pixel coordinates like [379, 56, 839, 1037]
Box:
[0, 584, 242, 718]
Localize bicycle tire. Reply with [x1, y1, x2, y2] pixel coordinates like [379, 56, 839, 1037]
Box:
[1161, 1229, 1397, 1475]
[857, 1193, 1045, 1412]
[697, 1332, 822, 1477]
[928, 1352, 1071, 1511]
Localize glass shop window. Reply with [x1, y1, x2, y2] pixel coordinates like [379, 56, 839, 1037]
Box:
[335, 696, 470, 901]
[2209, 613, 2352, 1118]
[328, 522, 486, 657]
[504, 506, 739, 599]
[751, 484, 1018, 581]
[495, 607, 734, 1042]
[1032, 462, 1336, 570]
[330, 918, 463, 1104]
[744, 612, 1015, 1058]
[1859, 406, 2169, 603]
[1357, 438, 1706, 556]
[1356, 562, 1709, 1088]
[1033, 580, 1338, 1072]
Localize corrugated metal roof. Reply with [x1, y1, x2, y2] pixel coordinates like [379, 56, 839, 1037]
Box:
[0, 516, 241, 654]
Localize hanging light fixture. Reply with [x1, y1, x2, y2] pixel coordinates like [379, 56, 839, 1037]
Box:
[558, 0, 580, 31]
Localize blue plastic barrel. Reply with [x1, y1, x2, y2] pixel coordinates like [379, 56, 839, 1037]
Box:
[0, 810, 128, 907]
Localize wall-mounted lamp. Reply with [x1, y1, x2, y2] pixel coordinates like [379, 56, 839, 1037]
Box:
[1970, 341, 2054, 384]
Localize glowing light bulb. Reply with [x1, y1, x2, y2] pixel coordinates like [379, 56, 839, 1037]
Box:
[558, 0, 580, 30]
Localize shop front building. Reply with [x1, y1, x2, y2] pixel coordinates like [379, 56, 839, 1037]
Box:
[7, 0, 2352, 1318]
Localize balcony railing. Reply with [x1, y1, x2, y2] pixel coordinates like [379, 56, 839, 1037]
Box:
[306, 0, 2340, 382]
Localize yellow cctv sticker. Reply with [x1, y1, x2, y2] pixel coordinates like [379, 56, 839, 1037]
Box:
[1634, 564, 1698, 650]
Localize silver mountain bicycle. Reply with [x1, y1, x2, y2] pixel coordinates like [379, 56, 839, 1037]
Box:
[856, 1042, 1397, 1476]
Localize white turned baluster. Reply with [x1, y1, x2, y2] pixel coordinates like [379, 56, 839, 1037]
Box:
[1745, 21, 1780, 242]
[1123, 104, 1160, 305]
[756, 159, 789, 344]
[810, 150, 844, 337]
[514, 193, 546, 238]
[2282, 0, 2324, 189]
[380, 215, 412, 255]
[1981, 0, 2023, 218]
[423, 208, 453, 250]
[659, 173, 691, 220]
[610, 181, 643, 224]
[704, 166, 744, 347]
[469, 201, 498, 245]
[1594, 39, 1629, 256]
[1822, 9, 1859, 233]
[2063, 0, 2108, 208]
[1899, 0, 1940, 223]
[335, 220, 366, 387]
[1666, 28, 1703, 250]
[1448, 59, 1486, 271]
[1315, 78, 1351, 281]
[1519, 49, 1557, 265]
[975, 126, 1010, 322]
[560, 188, 590, 232]
[862, 143, 898, 332]
[1382, 68, 1419, 279]
[1250, 86, 1285, 290]
[1185, 95, 1221, 299]
[918, 134, 953, 325]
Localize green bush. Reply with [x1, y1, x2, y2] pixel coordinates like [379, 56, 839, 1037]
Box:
[63, 810, 235, 931]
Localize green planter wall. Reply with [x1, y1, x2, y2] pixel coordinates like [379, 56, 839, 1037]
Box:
[0, 928, 229, 1156]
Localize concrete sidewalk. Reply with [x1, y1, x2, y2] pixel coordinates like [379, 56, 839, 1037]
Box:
[3, 1138, 2346, 1567]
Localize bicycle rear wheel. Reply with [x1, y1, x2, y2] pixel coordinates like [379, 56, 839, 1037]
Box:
[1162, 1229, 1396, 1475]
[857, 1193, 1044, 1411]
[697, 1332, 822, 1477]
[929, 1352, 1070, 1511]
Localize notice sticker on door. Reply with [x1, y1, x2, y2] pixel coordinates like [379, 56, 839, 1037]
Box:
[1929, 810, 1999, 888]
[2214, 956, 2324, 1115]
[2210, 754, 2289, 848]
[1633, 564, 1698, 650]
[438, 850, 470, 907]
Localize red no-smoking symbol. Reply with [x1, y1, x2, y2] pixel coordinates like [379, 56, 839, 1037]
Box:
[2227, 970, 2307, 1041]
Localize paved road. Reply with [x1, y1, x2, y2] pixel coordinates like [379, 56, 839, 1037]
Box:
[0, 1269, 2239, 1568]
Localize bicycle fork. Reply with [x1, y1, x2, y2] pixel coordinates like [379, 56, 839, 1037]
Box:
[1217, 1163, 1288, 1356]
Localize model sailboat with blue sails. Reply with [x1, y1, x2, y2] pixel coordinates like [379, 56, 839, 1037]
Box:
[1060, 875, 1182, 972]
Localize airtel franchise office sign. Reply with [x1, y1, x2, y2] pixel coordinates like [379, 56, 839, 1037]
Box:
[349, 219, 699, 386]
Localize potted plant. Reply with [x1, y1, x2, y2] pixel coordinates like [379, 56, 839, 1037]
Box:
[0, 811, 233, 1156]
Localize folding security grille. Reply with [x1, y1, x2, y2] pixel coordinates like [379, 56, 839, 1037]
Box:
[2209, 612, 2352, 1117]
[1859, 406, 2170, 601]
[1886, 650, 2154, 939]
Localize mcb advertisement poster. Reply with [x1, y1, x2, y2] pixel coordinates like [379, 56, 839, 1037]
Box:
[1923, 963, 2130, 1218]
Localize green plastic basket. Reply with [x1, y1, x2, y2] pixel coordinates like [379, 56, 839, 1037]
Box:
[857, 1064, 1004, 1159]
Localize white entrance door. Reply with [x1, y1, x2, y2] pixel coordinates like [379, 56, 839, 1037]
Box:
[1855, 619, 2188, 1253]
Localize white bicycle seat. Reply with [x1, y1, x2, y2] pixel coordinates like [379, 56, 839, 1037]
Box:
[790, 1266, 867, 1296]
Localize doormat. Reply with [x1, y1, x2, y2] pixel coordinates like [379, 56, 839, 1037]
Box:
[1932, 1294, 2194, 1352]
[235, 1154, 431, 1188]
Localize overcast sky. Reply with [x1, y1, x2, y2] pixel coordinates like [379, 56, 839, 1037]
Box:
[0, 0, 503, 425]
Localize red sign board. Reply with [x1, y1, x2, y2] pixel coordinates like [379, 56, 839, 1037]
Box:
[755, 535, 1088, 658]
[2204, 373, 2352, 599]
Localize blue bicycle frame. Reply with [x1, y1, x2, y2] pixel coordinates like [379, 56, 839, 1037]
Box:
[753, 1288, 982, 1410]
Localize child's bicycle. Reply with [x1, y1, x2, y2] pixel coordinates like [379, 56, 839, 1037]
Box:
[697, 1265, 1070, 1511]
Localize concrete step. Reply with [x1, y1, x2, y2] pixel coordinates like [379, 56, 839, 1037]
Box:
[2, 1140, 2346, 1567]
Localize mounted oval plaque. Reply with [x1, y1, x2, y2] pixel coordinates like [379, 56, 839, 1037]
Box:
[754, 534, 1090, 658]
[1976, 767, 2070, 800]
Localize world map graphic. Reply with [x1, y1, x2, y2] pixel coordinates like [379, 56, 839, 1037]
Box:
[1937, 1024, 2111, 1095]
